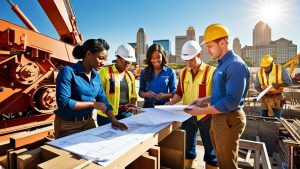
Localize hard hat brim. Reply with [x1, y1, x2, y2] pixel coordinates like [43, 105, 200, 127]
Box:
[117, 55, 136, 62]
[181, 54, 197, 61]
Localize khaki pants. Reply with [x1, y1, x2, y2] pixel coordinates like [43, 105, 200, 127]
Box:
[210, 110, 246, 169]
[54, 115, 96, 139]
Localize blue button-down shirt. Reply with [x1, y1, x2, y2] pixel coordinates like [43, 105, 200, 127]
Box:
[139, 66, 176, 105]
[211, 51, 250, 113]
[56, 62, 112, 118]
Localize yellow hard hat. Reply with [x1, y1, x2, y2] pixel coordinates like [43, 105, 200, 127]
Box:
[260, 55, 273, 67]
[203, 23, 229, 44]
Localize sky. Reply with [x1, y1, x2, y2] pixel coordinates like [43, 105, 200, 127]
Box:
[1, 0, 300, 63]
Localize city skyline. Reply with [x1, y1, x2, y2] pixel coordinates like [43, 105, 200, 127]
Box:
[1, 0, 299, 63]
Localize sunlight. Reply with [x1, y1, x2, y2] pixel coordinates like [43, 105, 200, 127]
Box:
[248, 0, 292, 25]
[257, 2, 281, 23]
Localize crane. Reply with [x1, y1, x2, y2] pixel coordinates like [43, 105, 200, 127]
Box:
[0, 0, 82, 128]
[283, 53, 300, 84]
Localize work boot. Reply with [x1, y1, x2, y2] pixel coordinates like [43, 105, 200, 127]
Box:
[185, 159, 198, 168]
[205, 163, 219, 169]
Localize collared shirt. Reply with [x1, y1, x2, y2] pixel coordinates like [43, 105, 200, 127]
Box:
[139, 66, 176, 105]
[56, 62, 112, 118]
[176, 62, 215, 120]
[254, 66, 292, 90]
[211, 51, 250, 113]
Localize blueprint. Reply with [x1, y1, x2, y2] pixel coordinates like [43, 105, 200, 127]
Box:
[47, 106, 191, 167]
[256, 85, 272, 101]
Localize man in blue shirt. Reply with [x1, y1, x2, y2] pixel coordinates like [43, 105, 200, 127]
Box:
[184, 24, 250, 169]
[55, 39, 127, 139]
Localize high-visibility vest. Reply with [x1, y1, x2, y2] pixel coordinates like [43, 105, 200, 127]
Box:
[258, 63, 283, 93]
[179, 63, 215, 120]
[98, 65, 137, 117]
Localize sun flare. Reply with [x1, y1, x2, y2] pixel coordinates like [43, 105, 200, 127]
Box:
[249, 0, 292, 25]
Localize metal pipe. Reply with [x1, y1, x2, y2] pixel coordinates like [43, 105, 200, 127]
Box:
[6, 0, 39, 32]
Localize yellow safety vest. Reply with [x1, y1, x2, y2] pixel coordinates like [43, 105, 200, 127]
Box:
[179, 63, 215, 120]
[258, 63, 283, 93]
[98, 65, 137, 117]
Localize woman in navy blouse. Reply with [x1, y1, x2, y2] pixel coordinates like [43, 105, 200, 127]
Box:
[55, 39, 127, 139]
[139, 44, 176, 108]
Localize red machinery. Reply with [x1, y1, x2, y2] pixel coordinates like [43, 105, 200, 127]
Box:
[0, 0, 82, 128]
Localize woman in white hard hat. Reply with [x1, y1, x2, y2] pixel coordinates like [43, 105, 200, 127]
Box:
[139, 44, 176, 108]
[97, 44, 137, 127]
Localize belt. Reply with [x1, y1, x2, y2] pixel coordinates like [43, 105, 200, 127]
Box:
[265, 92, 282, 97]
[228, 108, 242, 113]
[60, 113, 92, 122]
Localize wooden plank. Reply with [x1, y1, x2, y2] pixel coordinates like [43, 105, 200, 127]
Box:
[245, 149, 252, 162]
[0, 121, 53, 135]
[260, 143, 272, 169]
[8, 148, 28, 169]
[159, 129, 185, 169]
[0, 155, 7, 168]
[10, 126, 53, 148]
[38, 122, 181, 169]
[38, 145, 100, 169]
[0, 141, 12, 155]
[38, 155, 100, 169]
[239, 139, 271, 169]
[17, 147, 41, 169]
[157, 122, 181, 142]
[126, 153, 157, 169]
[148, 146, 160, 169]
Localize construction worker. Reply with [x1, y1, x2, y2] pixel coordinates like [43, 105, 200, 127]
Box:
[55, 39, 127, 139]
[97, 44, 138, 126]
[184, 24, 250, 169]
[166, 40, 218, 169]
[255, 55, 292, 118]
[139, 44, 176, 108]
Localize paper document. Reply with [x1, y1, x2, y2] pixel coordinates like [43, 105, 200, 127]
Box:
[256, 85, 272, 101]
[155, 105, 189, 111]
[48, 113, 170, 167]
[142, 107, 191, 125]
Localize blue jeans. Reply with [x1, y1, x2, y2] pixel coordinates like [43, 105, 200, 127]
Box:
[97, 112, 132, 126]
[261, 109, 282, 118]
[181, 116, 218, 166]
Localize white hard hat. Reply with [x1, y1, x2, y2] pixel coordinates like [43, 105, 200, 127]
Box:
[115, 44, 136, 62]
[181, 40, 201, 60]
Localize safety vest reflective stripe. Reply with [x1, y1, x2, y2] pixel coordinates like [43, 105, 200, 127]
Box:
[179, 63, 215, 120]
[198, 64, 210, 98]
[108, 66, 115, 94]
[258, 64, 283, 93]
[181, 68, 188, 94]
[98, 65, 137, 116]
[125, 71, 134, 94]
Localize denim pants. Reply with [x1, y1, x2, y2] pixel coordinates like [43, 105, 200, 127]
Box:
[97, 112, 132, 126]
[261, 109, 282, 118]
[181, 116, 218, 166]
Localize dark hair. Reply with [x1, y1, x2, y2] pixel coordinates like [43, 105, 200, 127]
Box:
[144, 44, 167, 82]
[72, 38, 110, 59]
[213, 36, 228, 44]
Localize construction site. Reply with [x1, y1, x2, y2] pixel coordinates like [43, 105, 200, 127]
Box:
[1, 0, 300, 169]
